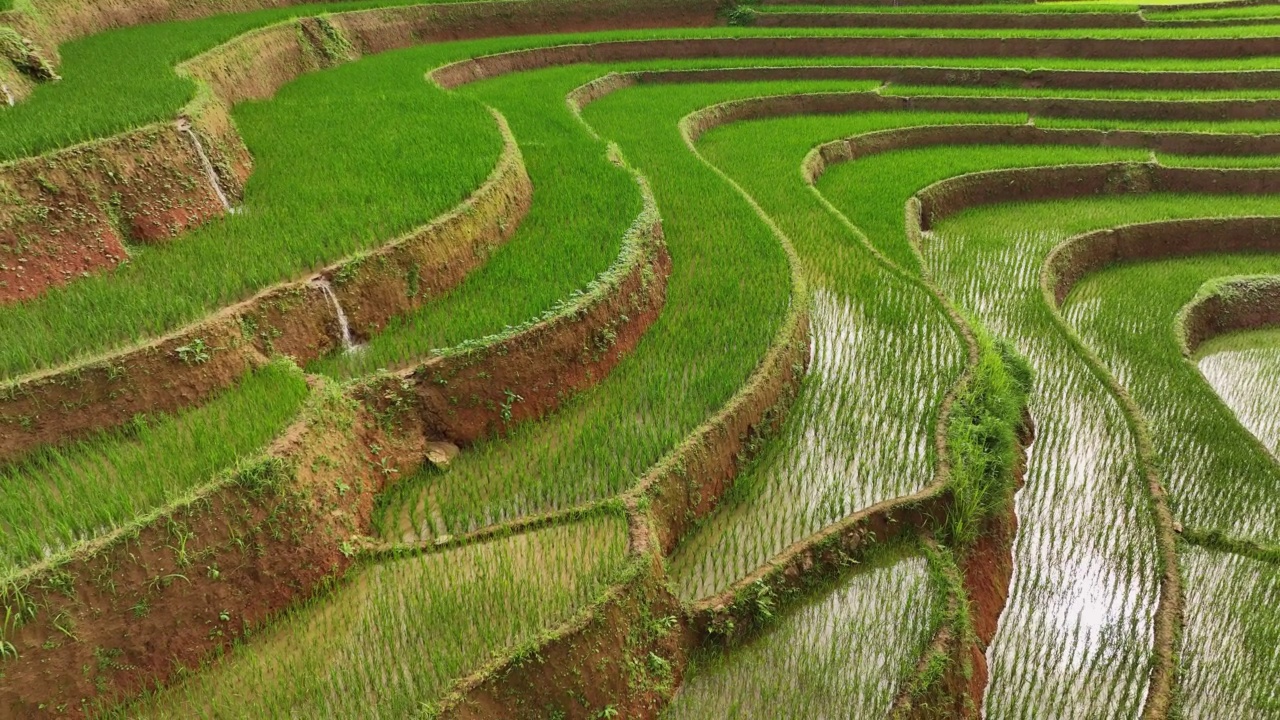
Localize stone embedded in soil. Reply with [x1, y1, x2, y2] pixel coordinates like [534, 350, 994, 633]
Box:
[425, 441, 461, 468]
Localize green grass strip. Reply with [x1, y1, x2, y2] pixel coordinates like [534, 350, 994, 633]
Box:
[0, 358, 309, 576]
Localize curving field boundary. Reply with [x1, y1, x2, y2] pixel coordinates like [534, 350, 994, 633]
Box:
[0, 164, 671, 717]
[0, 0, 718, 302]
[0, 109, 529, 462]
[1178, 271, 1280, 355]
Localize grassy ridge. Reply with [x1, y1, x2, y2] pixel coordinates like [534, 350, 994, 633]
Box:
[926, 191, 1280, 716]
[126, 514, 631, 718]
[368, 72, 866, 540]
[0, 0, 481, 161]
[1067, 253, 1280, 538]
[0, 359, 309, 577]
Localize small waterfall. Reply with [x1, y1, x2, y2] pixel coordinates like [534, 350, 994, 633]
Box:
[1, 84, 14, 107]
[175, 118, 233, 213]
[311, 278, 360, 353]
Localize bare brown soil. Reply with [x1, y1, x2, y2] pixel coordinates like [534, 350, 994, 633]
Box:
[0, 167, 670, 717]
[381, 212, 670, 446]
[0, 124, 224, 303]
[433, 35, 1280, 89]
[918, 164, 1280, 236]
[641, 305, 810, 554]
[636, 64, 1280, 91]
[439, 560, 694, 720]
[1045, 214, 1280, 307]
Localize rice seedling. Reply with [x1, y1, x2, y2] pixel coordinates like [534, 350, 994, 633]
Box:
[665, 548, 936, 719]
[668, 109, 994, 600]
[125, 513, 631, 718]
[0, 44, 500, 378]
[1178, 545, 1280, 719]
[310, 63, 645, 378]
[362, 74, 871, 541]
[0, 359, 308, 576]
[1198, 328, 1280, 455]
[6, 15, 1280, 165]
[920, 191, 1280, 716]
[8, 0, 1280, 714]
[0, 0, 491, 161]
[1066, 248, 1280, 539]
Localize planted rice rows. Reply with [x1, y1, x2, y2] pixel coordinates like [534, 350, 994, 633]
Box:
[3, 1, 1280, 716]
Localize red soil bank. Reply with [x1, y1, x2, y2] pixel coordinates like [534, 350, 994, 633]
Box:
[754, 11, 1145, 30]
[916, 164, 1280, 235]
[1045, 215, 1280, 308]
[0, 166, 671, 717]
[437, 558, 694, 720]
[0, 124, 225, 303]
[636, 64, 1280, 91]
[363, 191, 670, 447]
[433, 35, 1280, 89]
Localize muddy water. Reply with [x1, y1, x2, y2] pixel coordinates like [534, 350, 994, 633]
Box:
[177, 118, 234, 213]
[311, 277, 360, 353]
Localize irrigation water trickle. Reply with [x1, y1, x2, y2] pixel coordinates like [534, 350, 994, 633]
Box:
[1, 84, 13, 107]
[312, 278, 361, 353]
[176, 117, 234, 213]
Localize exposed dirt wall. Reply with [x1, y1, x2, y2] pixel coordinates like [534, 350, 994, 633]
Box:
[432, 35, 1280, 89]
[639, 305, 809, 555]
[388, 188, 670, 446]
[1046, 216, 1280, 308]
[634, 64, 1280, 91]
[436, 558, 693, 720]
[12, 0, 326, 57]
[0, 123, 226, 303]
[335, 0, 719, 56]
[918, 164, 1280, 235]
[754, 11, 1144, 30]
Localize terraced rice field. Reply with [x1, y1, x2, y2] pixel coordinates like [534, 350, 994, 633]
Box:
[2, 0, 1279, 717]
